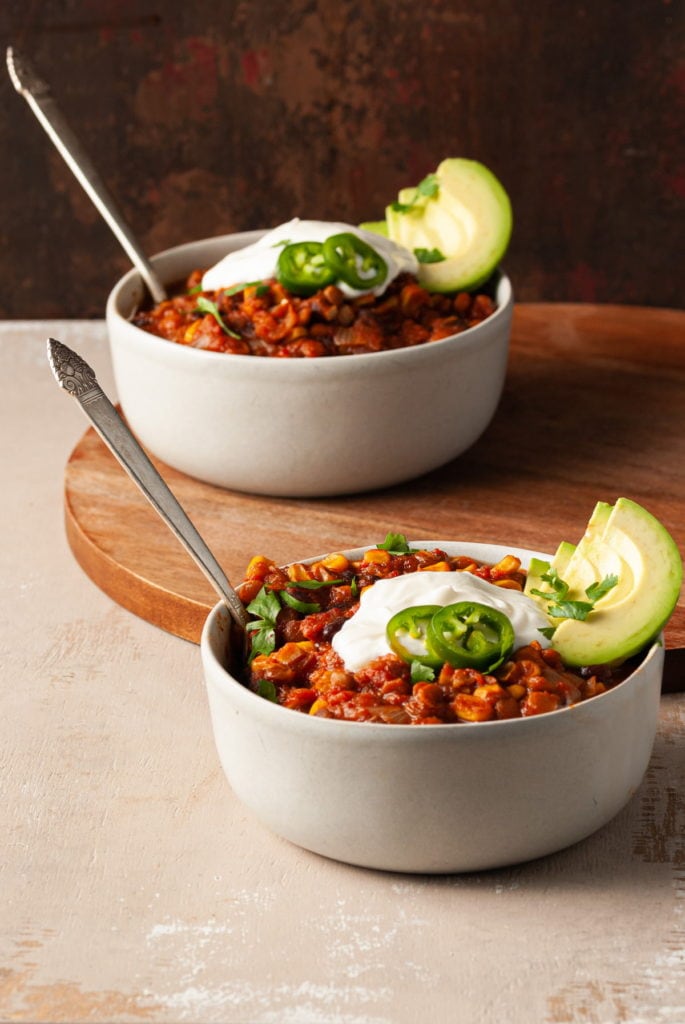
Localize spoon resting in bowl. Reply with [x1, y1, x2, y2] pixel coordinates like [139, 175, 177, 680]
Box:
[7, 46, 167, 305]
[46, 338, 248, 637]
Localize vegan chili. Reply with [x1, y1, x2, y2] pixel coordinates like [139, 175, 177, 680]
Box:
[236, 543, 633, 725]
[132, 271, 497, 358]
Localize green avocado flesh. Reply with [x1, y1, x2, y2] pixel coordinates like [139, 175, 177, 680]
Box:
[359, 220, 389, 237]
[383, 157, 512, 292]
[528, 498, 682, 667]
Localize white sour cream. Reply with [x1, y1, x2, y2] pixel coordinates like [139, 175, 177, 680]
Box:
[201, 218, 418, 298]
[332, 571, 551, 672]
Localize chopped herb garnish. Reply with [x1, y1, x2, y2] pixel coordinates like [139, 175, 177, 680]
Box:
[224, 280, 270, 297]
[377, 532, 413, 554]
[350, 577, 359, 599]
[246, 586, 282, 659]
[414, 247, 446, 264]
[186, 283, 204, 295]
[284, 578, 343, 590]
[280, 591, 320, 614]
[586, 575, 619, 603]
[548, 599, 595, 621]
[390, 173, 440, 213]
[410, 660, 436, 683]
[532, 570, 619, 628]
[195, 296, 242, 339]
[256, 679, 278, 702]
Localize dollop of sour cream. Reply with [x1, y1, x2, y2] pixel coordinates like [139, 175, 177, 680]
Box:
[332, 571, 551, 672]
[201, 219, 418, 298]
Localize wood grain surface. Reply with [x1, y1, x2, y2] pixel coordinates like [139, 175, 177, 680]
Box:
[64, 302, 685, 650]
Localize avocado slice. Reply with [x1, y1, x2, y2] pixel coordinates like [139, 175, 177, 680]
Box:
[524, 541, 576, 601]
[358, 219, 389, 237]
[385, 158, 512, 292]
[545, 499, 682, 666]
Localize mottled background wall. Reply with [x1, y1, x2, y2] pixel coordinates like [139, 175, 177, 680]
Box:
[1, 0, 682, 317]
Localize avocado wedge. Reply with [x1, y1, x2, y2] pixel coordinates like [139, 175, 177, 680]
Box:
[384, 158, 512, 292]
[529, 499, 682, 667]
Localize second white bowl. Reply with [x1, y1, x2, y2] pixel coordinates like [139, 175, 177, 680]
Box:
[106, 233, 513, 497]
[201, 541, 663, 873]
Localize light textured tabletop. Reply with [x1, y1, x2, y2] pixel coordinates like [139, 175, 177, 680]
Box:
[2, 320, 683, 1024]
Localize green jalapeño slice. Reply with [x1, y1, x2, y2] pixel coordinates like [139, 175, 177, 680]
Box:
[276, 241, 337, 295]
[322, 232, 388, 290]
[427, 601, 515, 672]
[386, 605, 443, 669]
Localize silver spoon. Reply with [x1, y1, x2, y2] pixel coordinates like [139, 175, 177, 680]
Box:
[7, 46, 167, 305]
[47, 338, 249, 636]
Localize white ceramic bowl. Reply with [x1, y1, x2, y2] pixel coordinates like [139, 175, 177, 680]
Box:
[200, 540, 663, 873]
[106, 233, 513, 497]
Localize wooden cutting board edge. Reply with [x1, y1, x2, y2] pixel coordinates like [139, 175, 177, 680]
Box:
[64, 486, 210, 645]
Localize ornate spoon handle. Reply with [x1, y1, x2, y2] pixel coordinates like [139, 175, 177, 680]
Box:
[7, 46, 167, 304]
[47, 338, 248, 633]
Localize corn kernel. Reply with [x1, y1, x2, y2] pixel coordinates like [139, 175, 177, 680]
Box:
[363, 548, 392, 565]
[454, 693, 493, 722]
[321, 553, 350, 572]
[274, 641, 315, 667]
[245, 554, 273, 580]
[309, 698, 328, 715]
[183, 320, 201, 343]
[249, 656, 294, 683]
[418, 561, 451, 572]
[287, 562, 314, 582]
[493, 578, 523, 591]
[474, 683, 507, 701]
[492, 555, 521, 575]
[507, 683, 526, 700]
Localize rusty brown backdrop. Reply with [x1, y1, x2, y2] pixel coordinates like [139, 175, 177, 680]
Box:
[1, 0, 683, 317]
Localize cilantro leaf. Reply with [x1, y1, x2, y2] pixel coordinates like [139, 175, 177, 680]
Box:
[280, 590, 320, 614]
[416, 173, 440, 198]
[224, 280, 270, 297]
[195, 296, 242, 339]
[547, 600, 595, 621]
[410, 660, 436, 682]
[586, 575, 618, 603]
[538, 626, 557, 640]
[531, 568, 569, 602]
[256, 679, 278, 702]
[390, 200, 415, 214]
[390, 173, 440, 214]
[248, 625, 276, 659]
[247, 586, 281, 622]
[377, 532, 412, 554]
[286, 578, 343, 589]
[536, 571, 620, 626]
[246, 586, 282, 660]
[414, 247, 446, 264]
[186, 283, 203, 295]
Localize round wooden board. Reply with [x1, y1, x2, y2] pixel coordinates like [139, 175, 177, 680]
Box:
[63, 303, 685, 667]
